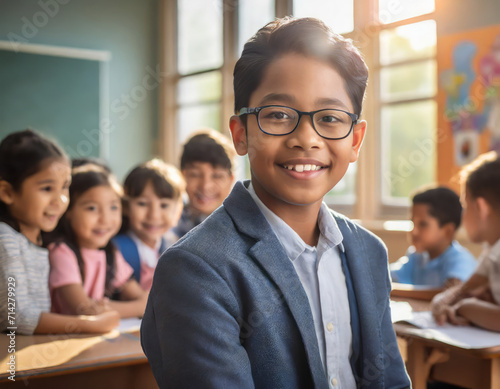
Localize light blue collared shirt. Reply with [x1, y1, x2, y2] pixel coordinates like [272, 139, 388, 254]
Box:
[247, 184, 355, 389]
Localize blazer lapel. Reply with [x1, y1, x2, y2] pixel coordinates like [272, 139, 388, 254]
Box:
[224, 181, 327, 389]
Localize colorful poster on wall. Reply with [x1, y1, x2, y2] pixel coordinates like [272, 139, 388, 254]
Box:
[437, 25, 500, 184]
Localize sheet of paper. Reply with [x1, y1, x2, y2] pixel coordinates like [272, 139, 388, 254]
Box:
[117, 317, 142, 333]
[394, 310, 500, 349]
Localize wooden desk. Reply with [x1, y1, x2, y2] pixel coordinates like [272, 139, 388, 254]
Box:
[393, 298, 500, 389]
[0, 328, 158, 389]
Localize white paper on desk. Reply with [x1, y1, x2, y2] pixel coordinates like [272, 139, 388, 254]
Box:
[397, 311, 500, 349]
[117, 317, 142, 333]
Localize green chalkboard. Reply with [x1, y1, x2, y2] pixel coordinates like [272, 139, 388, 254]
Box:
[0, 49, 100, 157]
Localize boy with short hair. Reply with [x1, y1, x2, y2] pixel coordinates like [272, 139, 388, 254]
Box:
[390, 186, 477, 288]
[142, 17, 410, 388]
[171, 128, 236, 239]
[432, 152, 500, 332]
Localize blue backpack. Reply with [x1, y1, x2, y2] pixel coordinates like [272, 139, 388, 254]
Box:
[113, 234, 167, 283]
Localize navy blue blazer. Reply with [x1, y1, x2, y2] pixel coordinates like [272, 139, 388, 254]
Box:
[141, 181, 410, 388]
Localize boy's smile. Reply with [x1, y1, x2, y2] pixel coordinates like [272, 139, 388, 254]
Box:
[230, 53, 366, 220]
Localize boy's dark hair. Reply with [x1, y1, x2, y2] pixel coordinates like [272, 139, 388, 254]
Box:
[412, 186, 462, 229]
[48, 164, 123, 297]
[180, 129, 236, 173]
[0, 129, 68, 231]
[233, 17, 369, 117]
[120, 159, 185, 234]
[461, 151, 500, 211]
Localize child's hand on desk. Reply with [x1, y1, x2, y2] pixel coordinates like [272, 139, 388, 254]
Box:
[443, 300, 473, 326]
[80, 310, 120, 333]
[90, 297, 113, 314]
[431, 285, 461, 325]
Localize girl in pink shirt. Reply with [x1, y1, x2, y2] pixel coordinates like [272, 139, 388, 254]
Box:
[48, 164, 148, 318]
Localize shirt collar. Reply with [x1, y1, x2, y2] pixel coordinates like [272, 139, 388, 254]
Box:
[246, 183, 344, 262]
[484, 238, 500, 263]
[128, 231, 161, 267]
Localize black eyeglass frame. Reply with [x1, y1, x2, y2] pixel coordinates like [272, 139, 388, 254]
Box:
[238, 105, 359, 140]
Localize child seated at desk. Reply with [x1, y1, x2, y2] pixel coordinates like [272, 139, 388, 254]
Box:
[170, 129, 236, 240]
[0, 130, 118, 334]
[432, 152, 500, 332]
[113, 159, 185, 291]
[390, 186, 477, 289]
[47, 164, 148, 318]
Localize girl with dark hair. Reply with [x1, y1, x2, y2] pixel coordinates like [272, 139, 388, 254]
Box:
[48, 164, 148, 319]
[113, 159, 185, 291]
[0, 129, 119, 334]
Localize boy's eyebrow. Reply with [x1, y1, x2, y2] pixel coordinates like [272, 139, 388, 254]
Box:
[258, 93, 295, 106]
[315, 97, 350, 110]
[257, 94, 350, 111]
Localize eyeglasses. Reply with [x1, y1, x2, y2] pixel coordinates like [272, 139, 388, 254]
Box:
[238, 105, 358, 140]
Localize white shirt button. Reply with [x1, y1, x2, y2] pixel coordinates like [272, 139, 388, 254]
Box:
[326, 322, 334, 332]
[331, 377, 338, 386]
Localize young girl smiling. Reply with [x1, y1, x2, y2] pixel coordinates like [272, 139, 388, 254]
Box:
[48, 164, 147, 318]
[0, 130, 118, 334]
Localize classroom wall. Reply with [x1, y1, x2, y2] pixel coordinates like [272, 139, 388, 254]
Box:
[0, 0, 159, 179]
[435, 0, 500, 35]
[434, 0, 500, 187]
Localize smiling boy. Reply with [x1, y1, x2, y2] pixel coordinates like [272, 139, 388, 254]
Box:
[142, 17, 410, 388]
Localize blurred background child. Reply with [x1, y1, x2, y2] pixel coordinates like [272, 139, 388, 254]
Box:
[114, 159, 185, 291]
[432, 152, 500, 331]
[48, 164, 148, 318]
[0, 130, 118, 334]
[391, 186, 476, 288]
[171, 129, 236, 239]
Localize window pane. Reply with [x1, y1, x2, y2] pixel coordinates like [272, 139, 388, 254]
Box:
[325, 163, 356, 204]
[380, 60, 436, 102]
[178, 72, 222, 105]
[238, 0, 274, 54]
[293, 0, 353, 34]
[379, 0, 434, 24]
[380, 20, 436, 65]
[381, 101, 437, 201]
[178, 104, 221, 144]
[178, 0, 223, 74]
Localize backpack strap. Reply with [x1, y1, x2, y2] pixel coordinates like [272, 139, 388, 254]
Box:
[113, 234, 141, 283]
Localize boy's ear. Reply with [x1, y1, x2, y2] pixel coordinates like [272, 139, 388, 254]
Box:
[229, 115, 248, 156]
[442, 222, 456, 241]
[476, 196, 493, 220]
[0, 180, 15, 205]
[350, 120, 367, 163]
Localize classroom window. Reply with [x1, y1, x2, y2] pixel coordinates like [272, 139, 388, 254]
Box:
[378, 18, 437, 204]
[378, 0, 435, 24]
[238, 0, 275, 53]
[293, 0, 354, 34]
[176, 0, 223, 144]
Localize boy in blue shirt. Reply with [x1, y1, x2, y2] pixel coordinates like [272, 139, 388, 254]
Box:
[141, 17, 410, 388]
[391, 187, 477, 288]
